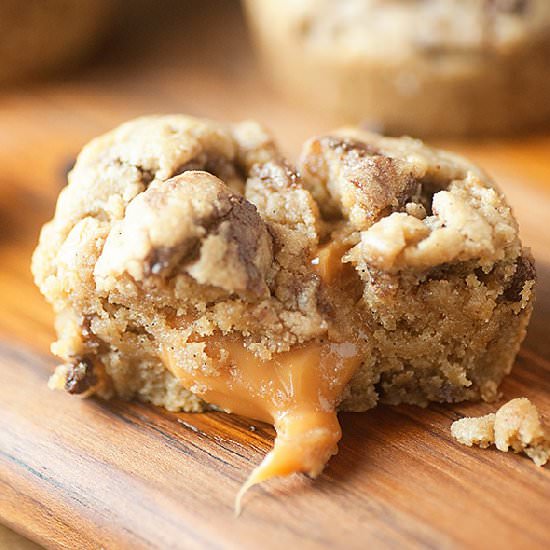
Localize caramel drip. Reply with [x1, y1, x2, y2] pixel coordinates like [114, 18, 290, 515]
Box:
[164, 339, 362, 512]
[163, 240, 363, 512]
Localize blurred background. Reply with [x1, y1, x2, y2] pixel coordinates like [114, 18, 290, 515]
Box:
[1, 1, 549, 547]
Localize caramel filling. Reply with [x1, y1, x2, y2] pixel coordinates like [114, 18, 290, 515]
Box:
[164, 339, 362, 511]
[313, 239, 351, 285]
[164, 240, 362, 511]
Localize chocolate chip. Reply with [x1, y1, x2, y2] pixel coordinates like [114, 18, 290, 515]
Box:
[502, 254, 536, 302]
[146, 246, 176, 276]
[136, 165, 155, 186]
[144, 241, 200, 277]
[64, 357, 98, 394]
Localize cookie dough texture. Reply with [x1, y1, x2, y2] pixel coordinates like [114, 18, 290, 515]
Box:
[33, 115, 535, 414]
[0, 0, 114, 84]
[244, 0, 550, 136]
[451, 398, 550, 466]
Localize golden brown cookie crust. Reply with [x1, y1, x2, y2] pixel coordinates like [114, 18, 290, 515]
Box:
[33, 115, 535, 414]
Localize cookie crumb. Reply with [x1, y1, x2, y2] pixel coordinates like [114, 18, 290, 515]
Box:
[451, 412, 496, 449]
[451, 398, 550, 466]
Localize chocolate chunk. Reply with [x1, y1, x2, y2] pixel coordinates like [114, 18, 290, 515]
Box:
[136, 165, 155, 186]
[145, 241, 200, 277]
[502, 254, 536, 302]
[64, 357, 98, 394]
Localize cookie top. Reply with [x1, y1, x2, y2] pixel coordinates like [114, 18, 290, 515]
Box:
[299, 129, 520, 272]
[277, 0, 550, 58]
[33, 115, 324, 356]
[33, 115, 526, 360]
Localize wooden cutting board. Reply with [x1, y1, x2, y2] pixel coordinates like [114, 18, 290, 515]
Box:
[1, 2, 549, 548]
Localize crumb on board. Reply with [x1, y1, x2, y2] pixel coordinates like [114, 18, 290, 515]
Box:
[451, 398, 550, 466]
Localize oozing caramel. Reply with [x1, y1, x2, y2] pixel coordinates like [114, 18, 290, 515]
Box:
[164, 338, 362, 512]
[164, 240, 363, 512]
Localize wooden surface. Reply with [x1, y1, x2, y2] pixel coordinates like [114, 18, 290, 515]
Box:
[0, 524, 41, 550]
[1, 2, 550, 548]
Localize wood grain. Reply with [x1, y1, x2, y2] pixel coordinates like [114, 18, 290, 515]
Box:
[1, 1, 549, 548]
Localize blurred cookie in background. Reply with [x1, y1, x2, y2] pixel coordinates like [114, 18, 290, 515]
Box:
[244, 0, 550, 137]
[0, 0, 116, 84]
